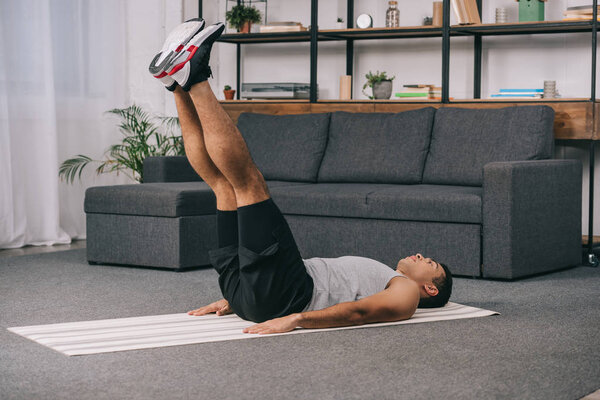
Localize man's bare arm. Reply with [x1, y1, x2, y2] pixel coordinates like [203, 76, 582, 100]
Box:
[243, 277, 420, 334]
[298, 277, 420, 329]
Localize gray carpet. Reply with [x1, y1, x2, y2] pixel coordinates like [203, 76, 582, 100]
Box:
[1, 249, 599, 400]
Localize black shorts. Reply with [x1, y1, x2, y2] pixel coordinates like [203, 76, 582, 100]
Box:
[207, 198, 314, 323]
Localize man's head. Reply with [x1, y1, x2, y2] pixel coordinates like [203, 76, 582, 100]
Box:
[396, 253, 452, 308]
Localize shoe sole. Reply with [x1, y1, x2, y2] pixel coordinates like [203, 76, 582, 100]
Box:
[149, 18, 205, 76]
[164, 23, 225, 77]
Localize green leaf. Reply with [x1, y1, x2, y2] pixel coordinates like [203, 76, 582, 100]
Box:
[58, 155, 94, 184]
[61, 104, 184, 184]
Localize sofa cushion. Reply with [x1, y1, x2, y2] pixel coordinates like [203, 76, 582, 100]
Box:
[422, 105, 555, 186]
[237, 112, 330, 182]
[84, 181, 310, 217]
[316, 108, 436, 184]
[270, 183, 482, 224]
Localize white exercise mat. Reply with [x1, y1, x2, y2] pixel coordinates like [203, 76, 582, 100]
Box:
[8, 302, 498, 356]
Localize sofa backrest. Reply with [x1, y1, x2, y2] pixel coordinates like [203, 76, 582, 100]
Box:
[422, 106, 555, 186]
[237, 112, 330, 182]
[143, 156, 201, 183]
[316, 108, 436, 184]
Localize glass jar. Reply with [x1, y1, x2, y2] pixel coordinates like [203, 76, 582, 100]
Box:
[386, 1, 400, 27]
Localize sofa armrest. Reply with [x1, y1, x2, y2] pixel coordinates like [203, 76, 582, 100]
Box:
[482, 159, 582, 279]
[142, 156, 202, 183]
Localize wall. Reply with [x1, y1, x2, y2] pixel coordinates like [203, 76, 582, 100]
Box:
[147, 0, 596, 237]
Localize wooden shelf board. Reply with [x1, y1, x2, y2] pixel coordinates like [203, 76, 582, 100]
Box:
[219, 98, 588, 104]
[218, 20, 597, 44]
[320, 26, 441, 33]
[450, 98, 590, 103]
[582, 235, 600, 246]
[316, 99, 442, 103]
[221, 99, 310, 103]
[220, 100, 594, 141]
[319, 26, 442, 40]
[451, 20, 593, 35]
[218, 31, 311, 44]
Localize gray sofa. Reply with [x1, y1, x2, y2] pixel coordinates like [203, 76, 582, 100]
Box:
[84, 105, 582, 279]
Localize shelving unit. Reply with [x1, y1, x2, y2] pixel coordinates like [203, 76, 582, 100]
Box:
[199, 0, 600, 266]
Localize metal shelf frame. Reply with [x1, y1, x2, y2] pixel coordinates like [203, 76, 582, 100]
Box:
[199, 0, 600, 266]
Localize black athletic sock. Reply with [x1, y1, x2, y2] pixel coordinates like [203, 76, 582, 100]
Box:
[237, 198, 284, 254]
[216, 209, 238, 248]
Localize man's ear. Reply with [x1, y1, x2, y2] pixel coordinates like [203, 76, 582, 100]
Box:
[424, 283, 439, 297]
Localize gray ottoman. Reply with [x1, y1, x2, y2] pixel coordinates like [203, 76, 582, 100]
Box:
[84, 182, 218, 271]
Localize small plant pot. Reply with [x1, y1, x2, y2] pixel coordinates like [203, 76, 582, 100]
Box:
[224, 89, 236, 100]
[336, 22, 345, 29]
[372, 80, 393, 99]
[240, 21, 252, 33]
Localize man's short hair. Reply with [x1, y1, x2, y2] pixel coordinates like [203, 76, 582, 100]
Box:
[418, 262, 453, 308]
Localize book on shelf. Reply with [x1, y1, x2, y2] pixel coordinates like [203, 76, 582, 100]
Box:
[499, 89, 543, 93]
[451, 0, 481, 25]
[395, 92, 430, 98]
[396, 84, 442, 99]
[490, 94, 543, 98]
[563, 5, 600, 20]
[562, 15, 600, 21]
[490, 88, 544, 99]
[565, 5, 600, 14]
[403, 84, 436, 88]
[259, 22, 308, 33]
[400, 87, 431, 93]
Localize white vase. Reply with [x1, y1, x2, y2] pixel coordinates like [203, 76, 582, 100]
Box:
[336, 22, 345, 29]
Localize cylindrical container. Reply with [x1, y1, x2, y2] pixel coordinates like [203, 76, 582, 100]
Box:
[386, 1, 400, 27]
[433, 2, 443, 26]
[543, 80, 556, 98]
[340, 75, 352, 100]
[495, 8, 507, 23]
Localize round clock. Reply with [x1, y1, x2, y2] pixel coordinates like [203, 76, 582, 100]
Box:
[356, 14, 373, 29]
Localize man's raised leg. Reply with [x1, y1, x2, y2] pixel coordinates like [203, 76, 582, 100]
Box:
[157, 22, 313, 322]
[172, 86, 240, 250]
[172, 86, 237, 212]
[188, 81, 270, 208]
[156, 21, 267, 207]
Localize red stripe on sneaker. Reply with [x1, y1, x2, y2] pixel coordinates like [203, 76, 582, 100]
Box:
[154, 71, 168, 78]
[167, 46, 198, 75]
[175, 44, 184, 52]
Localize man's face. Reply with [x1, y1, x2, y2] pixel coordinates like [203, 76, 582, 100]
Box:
[396, 253, 444, 288]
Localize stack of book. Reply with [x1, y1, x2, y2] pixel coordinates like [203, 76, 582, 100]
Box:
[563, 5, 600, 21]
[451, 0, 481, 25]
[259, 22, 308, 33]
[489, 89, 543, 99]
[395, 85, 442, 100]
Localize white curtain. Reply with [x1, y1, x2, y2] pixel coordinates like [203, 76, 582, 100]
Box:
[0, 0, 129, 249]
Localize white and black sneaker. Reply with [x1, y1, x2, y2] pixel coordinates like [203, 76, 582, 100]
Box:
[149, 18, 205, 91]
[163, 22, 225, 91]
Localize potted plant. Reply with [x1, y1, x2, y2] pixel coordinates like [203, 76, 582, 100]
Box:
[336, 17, 345, 29]
[226, 4, 262, 33]
[362, 70, 395, 99]
[223, 85, 236, 100]
[59, 105, 184, 184]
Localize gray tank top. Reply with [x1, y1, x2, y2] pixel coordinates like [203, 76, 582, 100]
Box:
[301, 256, 405, 312]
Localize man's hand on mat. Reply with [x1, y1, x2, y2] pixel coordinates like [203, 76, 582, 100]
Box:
[243, 313, 302, 335]
[187, 299, 232, 316]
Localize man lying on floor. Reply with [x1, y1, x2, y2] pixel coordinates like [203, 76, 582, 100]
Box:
[149, 18, 453, 335]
